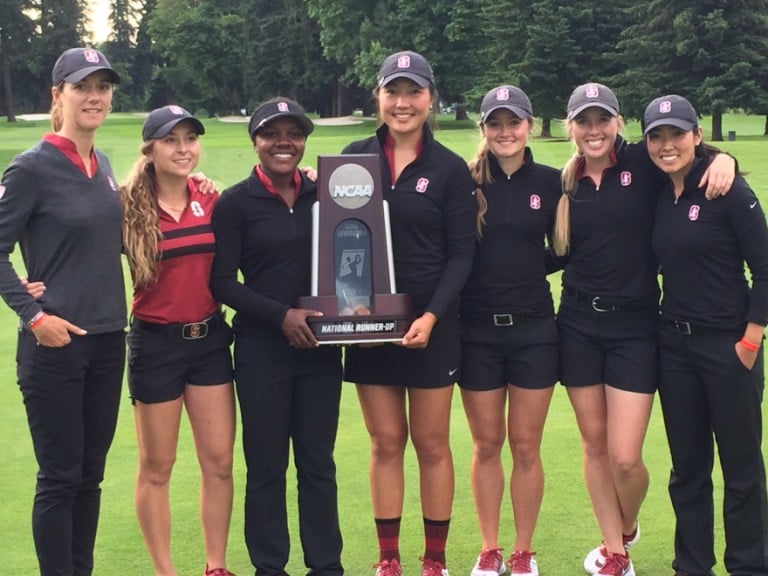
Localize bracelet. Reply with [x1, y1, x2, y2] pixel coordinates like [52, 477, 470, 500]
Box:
[28, 311, 48, 330]
[739, 337, 761, 352]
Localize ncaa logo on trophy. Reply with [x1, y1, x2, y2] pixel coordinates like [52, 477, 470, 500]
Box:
[297, 155, 414, 344]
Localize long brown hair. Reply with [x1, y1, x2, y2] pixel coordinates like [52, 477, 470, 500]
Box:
[120, 142, 162, 287]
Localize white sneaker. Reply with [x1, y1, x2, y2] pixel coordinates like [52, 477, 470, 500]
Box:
[471, 548, 506, 576]
[508, 550, 538, 576]
[584, 524, 640, 574]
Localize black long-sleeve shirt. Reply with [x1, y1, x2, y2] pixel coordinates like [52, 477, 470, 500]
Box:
[461, 149, 560, 318]
[652, 157, 768, 328]
[0, 140, 125, 332]
[563, 137, 662, 304]
[209, 169, 316, 337]
[342, 124, 476, 317]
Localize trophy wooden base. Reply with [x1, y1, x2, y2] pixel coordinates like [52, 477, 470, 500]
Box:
[296, 293, 413, 344]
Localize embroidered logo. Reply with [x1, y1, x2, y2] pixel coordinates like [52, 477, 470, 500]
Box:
[688, 205, 700, 221]
[0, 185, 5, 199]
[169, 105, 184, 115]
[496, 87, 510, 101]
[83, 49, 100, 63]
[660, 100, 672, 113]
[397, 54, 411, 69]
[277, 102, 289, 112]
[107, 176, 117, 191]
[586, 84, 599, 98]
[530, 194, 541, 210]
[620, 171, 632, 186]
[190, 201, 205, 217]
[415, 178, 429, 193]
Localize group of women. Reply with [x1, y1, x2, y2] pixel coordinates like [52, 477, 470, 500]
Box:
[1, 45, 766, 576]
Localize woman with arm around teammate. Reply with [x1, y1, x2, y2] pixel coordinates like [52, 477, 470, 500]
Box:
[460, 86, 560, 576]
[0, 47, 126, 576]
[342, 51, 477, 576]
[209, 98, 344, 576]
[644, 95, 768, 576]
[552, 83, 735, 576]
[121, 106, 236, 576]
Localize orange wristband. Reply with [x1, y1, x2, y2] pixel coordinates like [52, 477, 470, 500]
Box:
[739, 337, 761, 352]
[28, 311, 48, 330]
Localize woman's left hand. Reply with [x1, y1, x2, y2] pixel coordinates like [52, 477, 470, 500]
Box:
[190, 172, 218, 195]
[398, 312, 437, 348]
[700, 153, 735, 200]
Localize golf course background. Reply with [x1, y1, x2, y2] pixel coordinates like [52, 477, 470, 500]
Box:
[1, 112, 766, 575]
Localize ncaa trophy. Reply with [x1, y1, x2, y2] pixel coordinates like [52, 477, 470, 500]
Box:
[297, 154, 413, 344]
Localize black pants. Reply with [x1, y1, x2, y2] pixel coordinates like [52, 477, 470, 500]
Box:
[658, 323, 768, 576]
[17, 329, 125, 576]
[234, 333, 344, 576]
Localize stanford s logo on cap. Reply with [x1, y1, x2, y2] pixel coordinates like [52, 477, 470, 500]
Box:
[169, 105, 184, 115]
[415, 178, 429, 193]
[529, 194, 541, 210]
[83, 49, 100, 63]
[0, 185, 5, 199]
[496, 87, 510, 101]
[278, 102, 289, 112]
[688, 205, 700, 221]
[397, 55, 411, 69]
[586, 85, 599, 98]
[659, 101, 672, 113]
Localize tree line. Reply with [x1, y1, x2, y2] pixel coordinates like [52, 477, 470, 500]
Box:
[2, 0, 768, 139]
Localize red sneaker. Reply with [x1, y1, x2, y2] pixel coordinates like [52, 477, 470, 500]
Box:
[596, 552, 634, 576]
[471, 548, 506, 576]
[374, 558, 403, 576]
[508, 550, 538, 576]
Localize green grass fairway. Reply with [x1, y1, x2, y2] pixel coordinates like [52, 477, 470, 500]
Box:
[1, 112, 767, 575]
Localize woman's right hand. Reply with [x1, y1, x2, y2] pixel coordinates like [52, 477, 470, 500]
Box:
[281, 308, 322, 349]
[32, 314, 87, 347]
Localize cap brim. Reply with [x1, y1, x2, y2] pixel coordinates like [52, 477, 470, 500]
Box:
[148, 117, 206, 140]
[64, 66, 121, 85]
[642, 118, 696, 136]
[250, 113, 314, 138]
[378, 72, 431, 88]
[481, 104, 531, 123]
[567, 102, 618, 120]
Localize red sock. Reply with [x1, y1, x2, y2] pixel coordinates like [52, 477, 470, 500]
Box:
[375, 517, 401, 562]
[423, 517, 450, 565]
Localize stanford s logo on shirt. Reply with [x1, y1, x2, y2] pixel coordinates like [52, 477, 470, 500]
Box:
[415, 178, 430, 193]
[529, 194, 541, 210]
[688, 205, 700, 221]
[620, 171, 632, 186]
[190, 201, 205, 217]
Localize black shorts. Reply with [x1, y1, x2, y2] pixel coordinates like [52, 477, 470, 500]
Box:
[127, 314, 234, 404]
[557, 297, 658, 394]
[459, 315, 558, 391]
[344, 311, 460, 389]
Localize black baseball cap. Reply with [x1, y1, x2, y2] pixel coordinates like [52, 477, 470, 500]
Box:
[377, 51, 435, 88]
[248, 99, 314, 139]
[480, 85, 533, 123]
[567, 83, 619, 119]
[52, 47, 121, 86]
[642, 95, 698, 135]
[142, 105, 205, 141]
